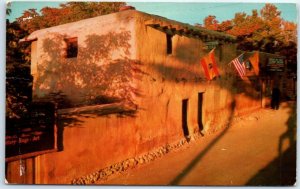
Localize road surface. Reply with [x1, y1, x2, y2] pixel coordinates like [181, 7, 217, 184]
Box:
[96, 102, 296, 186]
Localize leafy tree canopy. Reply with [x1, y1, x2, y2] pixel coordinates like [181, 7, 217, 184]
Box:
[16, 2, 126, 33]
[200, 3, 297, 60]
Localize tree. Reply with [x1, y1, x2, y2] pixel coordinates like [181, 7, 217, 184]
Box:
[199, 3, 297, 75]
[216, 20, 232, 32]
[203, 15, 219, 31]
[17, 2, 126, 33]
[6, 7, 32, 119]
[200, 3, 297, 54]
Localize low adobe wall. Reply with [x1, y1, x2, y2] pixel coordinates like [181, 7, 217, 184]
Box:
[33, 98, 192, 184]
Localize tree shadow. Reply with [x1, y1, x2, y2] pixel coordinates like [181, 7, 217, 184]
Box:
[278, 103, 296, 157]
[35, 29, 145, 114]
[151, 63, 207, 84]
[27, 30, 146, 151]
[246, 102, 296, 186]
[149, 46, 261, 103]
[173, 39, 203, 64]
[245, 142, 296, 186]
[36, 30, 143, 110]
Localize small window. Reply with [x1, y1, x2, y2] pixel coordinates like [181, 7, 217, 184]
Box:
[65, 37, 78, 58]
[166, 34, 173, 54]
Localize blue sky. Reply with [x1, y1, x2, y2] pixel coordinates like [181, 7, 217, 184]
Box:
[7, 1, 298, 25]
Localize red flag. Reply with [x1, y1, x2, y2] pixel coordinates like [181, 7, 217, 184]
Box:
[200, 49, 220, 80]
[248, 51, 259, 75]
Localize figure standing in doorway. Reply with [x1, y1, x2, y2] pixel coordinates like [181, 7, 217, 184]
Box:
[271, 87, 281, 110]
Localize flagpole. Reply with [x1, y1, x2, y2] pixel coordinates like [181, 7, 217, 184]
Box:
[227, 52, 244, 66]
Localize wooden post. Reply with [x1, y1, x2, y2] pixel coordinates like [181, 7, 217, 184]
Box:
[6, 158, 35, 184]
[261, 79, 266, 108]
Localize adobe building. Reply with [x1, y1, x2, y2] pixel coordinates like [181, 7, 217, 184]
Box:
[7, 9, 265, 184]
[241, 51, 295, 108]
[258, 52, 296, 106]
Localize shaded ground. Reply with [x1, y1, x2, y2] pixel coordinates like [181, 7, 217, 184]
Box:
[96, 102, 296, 186]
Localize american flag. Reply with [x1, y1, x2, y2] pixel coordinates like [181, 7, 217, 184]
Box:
[231, 54, 246, 78]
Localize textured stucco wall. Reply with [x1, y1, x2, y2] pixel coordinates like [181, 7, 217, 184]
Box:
[31, 12, 137, 107]
[7, 11, 262, 184]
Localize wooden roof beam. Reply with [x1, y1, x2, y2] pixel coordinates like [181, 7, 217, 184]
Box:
[161, 26, 169, 30]
[174, 29, 184, 36]
[146, 24, 160, 28]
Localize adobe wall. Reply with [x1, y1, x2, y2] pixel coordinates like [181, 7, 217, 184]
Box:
[7, 12, 143, 184]
[6, 11, 262, 184]
[33, 113, 140, 184]
[134, 17, 261, 137]
[31, 12, 137, 107]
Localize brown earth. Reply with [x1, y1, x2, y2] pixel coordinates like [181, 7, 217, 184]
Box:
[94, 102, 296, 186]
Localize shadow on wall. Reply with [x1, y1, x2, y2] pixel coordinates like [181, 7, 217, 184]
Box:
[148, 39, 261, 101]
[36, 30, 143, 110]
[35, 30, 145, 151]
[174, 39, 202, 64]
[148, 38, 293, 185]
[150, 61, 261, 101]
[57, 103, 138, 151]
[151, 63, 207, 84]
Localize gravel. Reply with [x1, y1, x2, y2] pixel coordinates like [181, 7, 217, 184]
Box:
[71, 137, 192, 185]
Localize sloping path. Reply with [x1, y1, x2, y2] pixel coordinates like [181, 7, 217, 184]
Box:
[97, 102, 296, 186]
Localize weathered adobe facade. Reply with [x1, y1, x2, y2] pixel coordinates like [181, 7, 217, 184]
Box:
[7, 10, 263, 184]
[257, 52, 294, 105]
[241, 51, 292, 108]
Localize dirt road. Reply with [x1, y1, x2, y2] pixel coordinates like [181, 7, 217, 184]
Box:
[97, 102, 296, 186]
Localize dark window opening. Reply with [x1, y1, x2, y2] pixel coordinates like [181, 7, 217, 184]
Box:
[182, 99, 189, 138]
[166, 34, 173, 54]
[65, 37, 78, 58]
[198, 93, 204, 135]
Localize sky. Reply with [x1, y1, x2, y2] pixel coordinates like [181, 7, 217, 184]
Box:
[6, 1, 298, 25]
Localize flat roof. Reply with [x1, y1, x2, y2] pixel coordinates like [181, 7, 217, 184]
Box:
[21, 9, 236, 42]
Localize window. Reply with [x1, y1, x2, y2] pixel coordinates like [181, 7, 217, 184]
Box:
[166, 34, 173, 54]
[65, 37, 78, 58]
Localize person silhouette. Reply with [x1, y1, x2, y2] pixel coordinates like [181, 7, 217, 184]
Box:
[271, 87, 280, 110]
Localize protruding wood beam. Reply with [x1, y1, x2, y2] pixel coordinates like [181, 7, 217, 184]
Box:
[146, 23, 236, 43]
[146, 24, 160, 28]
[161, 26, 168, 30]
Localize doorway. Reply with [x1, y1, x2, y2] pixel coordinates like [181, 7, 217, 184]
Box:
[182, 99, 189, 138]
[198, 93, 204, 135]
